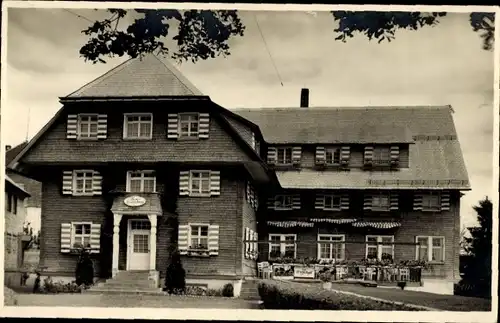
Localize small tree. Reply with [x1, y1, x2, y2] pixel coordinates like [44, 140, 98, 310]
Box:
[165, 250, 186, 294]
[75, 248, 95, 287]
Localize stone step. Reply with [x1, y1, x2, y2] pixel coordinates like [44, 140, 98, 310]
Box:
[85, 287, 164, 295]
[102, 282, 157, 289]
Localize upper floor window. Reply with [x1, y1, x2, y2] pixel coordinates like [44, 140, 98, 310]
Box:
[189, 171, 211, 196]
[373, 147, 391, 165]
[325, 147, 341, 165]
[189, 224, 209, 250]
[274, 195, 293, 210]
[416, 236, 445, 262]
[127, 170, 156, 193]
[73, 170, 95, 196]
[372, 192, 390, 211]
[179, 113, 200, 138]
[277, 147, 293, 165]
[78, 114, 98, 139]
[324, 194, 341, 210]
[422, 192, 441, 212]
[72, 223, 92, 249]
[124, 113, 152, 139]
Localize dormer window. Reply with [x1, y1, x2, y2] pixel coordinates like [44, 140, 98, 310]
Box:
[179, 113, 200, 138]
[274, 195, 293, 209]
[124, 113, 153, 139]
[325, 147, 341, 165]
[372, 192, 390, 211]
[277, 147, 293, 165]
[373, 147, 391, 166]
[77, 114, 98, 139]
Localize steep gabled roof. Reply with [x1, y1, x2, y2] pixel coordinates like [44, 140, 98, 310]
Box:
[6, 141, 28, 166]
[5, 174, 31, 198]
[232, 106, 457, 144]
[65, 54, 203, 98]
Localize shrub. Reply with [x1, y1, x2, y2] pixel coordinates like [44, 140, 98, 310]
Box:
[397, 281, 407, 290]
[185, 286, 207, 296]
[222, 283, 234, 297]
[40, 277, 83, 294]
[165, 251, 186, 294]
[75, 249, 94, 286]
[258, 280, 423, 310]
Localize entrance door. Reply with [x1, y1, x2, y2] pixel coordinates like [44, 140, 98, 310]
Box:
[128, 219, 151, 270]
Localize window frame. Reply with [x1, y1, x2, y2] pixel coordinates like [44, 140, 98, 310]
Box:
[371, 192, 391, 211]
[276, 147, 293, 165]
[71, 222, 93, 249]
[126, 170, 157, 193]
[373, 146, 391, 165]
[415, 235, 445, 263]
[6, 192, 13, 213]
[72, 170, 95, 196]
[12, 195, 18, 215]
[178, 112, 201, 139]
[317, 234, 345, 261]
[123, 113, 153, 140]
[188, 223, 210, 250]
[188, 170, 212, 197]
[365, 235, 394, 260]
[422, 191, 442, 212]
[273, 195, 294, 210]
[325, 147, 341, 166]
[77, 114, 99, 140]
[323, 194, 342, 211]
[268, 234, 297, 258]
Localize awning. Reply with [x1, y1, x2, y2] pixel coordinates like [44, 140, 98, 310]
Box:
[111, 192, 163, 215]
[267, 221, 314, 228]
[310, 218, 357, 224]
[351, 221, 401, 229]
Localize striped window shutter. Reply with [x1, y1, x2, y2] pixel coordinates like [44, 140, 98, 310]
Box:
[340, 194, 350, 210]
[253, 232, 258, 260]
[267, 197, 276, 210]
[390, 146, 400, 165]
[62, 171, 73, 195]
[198, 113, 210, 139]
[340, 146, 351, 165]
[92, 171, 103, 196]
[316, 146, 326, 165]
[245, 228, 250, 258]
[90, 223, 101, 254]
[67, 114, 78, 139]
[179, 171, 190, 196]
[178, 225, 189, 255]
[292, 147, 302, 165]
[315, 194, 325, 210]
[413, 193, 423, 211]
[390, 192, 399, 211]
[97, 114, 108, 140]
[251, 132, 256, 150]
[167, 113, 179, 139]
[210, 171, 221, 196]
[267, 147, 277, 165]
[363, 193, 373, 211]
[246, 182, 251, 202]
[249, 229, 254, 256]
[292, 195, 301, 210]
[440, 191, 450, 211]
[364, 146, 374, 165]
[60, 223, 72, 253]
[208, 224, 219, 256]
[254, 193, 259, 211]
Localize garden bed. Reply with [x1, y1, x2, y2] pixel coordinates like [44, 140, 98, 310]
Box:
[258, 279, 424, 310]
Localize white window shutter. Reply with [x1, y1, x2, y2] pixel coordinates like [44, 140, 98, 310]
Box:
[208, 224, 219, 256]
[363, 193, 373, 211]
[267, 197, 275, 210]
[246, 182, 251, 203]
[251, 132, 256, 150]
[390, 192, 399, 211]
[315, 194, 325, 210]
[60, 223, 71, 253]
[292, 147, 302, 165]
[167, 113, 179, 139]
[179, 171, 190, 196]
[441, 191, 450, 211]
[249, 229, 254, 256]
[253, 232, 258, 260]
[92, 171, 103, 196]
[178, 225, 189, 255]
[364, 146, 374, 165]
[97, 114, 108, 140]
[62, 171, 73, 195]
[90, 223, 101, 254]
[67, 114, 77, 139]
[244, 228, 250, 259]
[292, 195, 301, 209]
[210, 171, 221, 196]
[413, 194, 423, 211]
[267, 147, 277, 165]
[390, 146, 400, 165]
[341, 194, 350, 210]
[340, 146, 350, 165]
[198, 113, 210, 139]
[316, 146, 326, 165]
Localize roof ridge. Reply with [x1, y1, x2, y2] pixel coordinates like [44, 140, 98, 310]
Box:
[152, 55, 203, 95]
[64, 57, 135, 98]
[230, 105, 452, 111]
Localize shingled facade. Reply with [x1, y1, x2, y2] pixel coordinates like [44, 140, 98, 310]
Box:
[9, 55, 470, 295]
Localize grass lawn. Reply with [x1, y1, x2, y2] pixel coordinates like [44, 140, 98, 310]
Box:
[12, 293, 261, 309]
[330, 283, 491, 311]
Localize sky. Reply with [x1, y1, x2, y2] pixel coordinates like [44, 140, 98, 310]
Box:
[2, 8, 495, 230]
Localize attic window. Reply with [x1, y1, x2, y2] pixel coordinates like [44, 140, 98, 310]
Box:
[78, 114, 98, 139]
[325, 148, 341, 165]
[373, 147, 391, 165]
[124, 113, 153, 139]
[179, 113, 200, 138]
[277, 147, 293, 165]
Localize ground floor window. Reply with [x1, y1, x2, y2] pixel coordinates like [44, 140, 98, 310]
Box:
[365, 235, 394, 261]
[72, 223, 92, 248]
[269, 234, 296, 258]
[189, 224, 209, 250]
[317, 234, 345, 261]
[416, 236, 445, 262]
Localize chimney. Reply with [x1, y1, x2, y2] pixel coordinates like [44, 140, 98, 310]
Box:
[300, 88, 309, 108]
[5, 145, 11, 151]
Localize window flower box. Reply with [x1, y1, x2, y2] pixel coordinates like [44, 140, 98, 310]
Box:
[187, 248, 210, 257]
